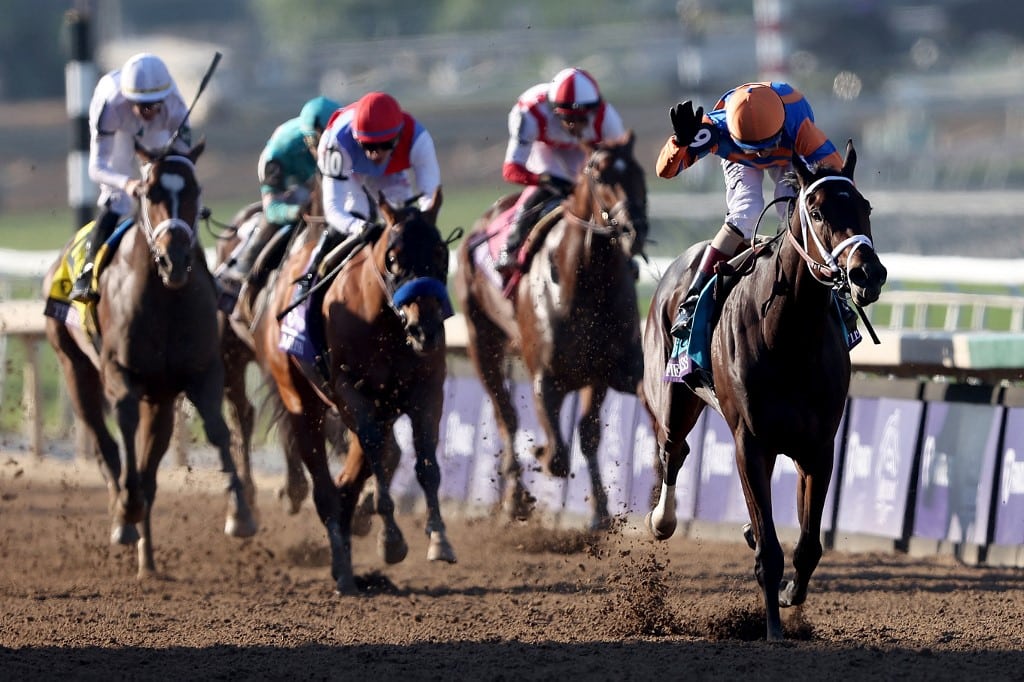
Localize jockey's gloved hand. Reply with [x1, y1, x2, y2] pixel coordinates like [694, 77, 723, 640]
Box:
[538, 173, 575, 197]
[670, 100, 704, 147]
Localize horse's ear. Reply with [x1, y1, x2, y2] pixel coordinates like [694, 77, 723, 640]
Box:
[425, 186, 443, 224]
[189, 137, 206, 164]
[792, 151, 815, 186]
[624, 129, 636, 150]
[377, 190, 396, 224]
[841, 139, 857, 180]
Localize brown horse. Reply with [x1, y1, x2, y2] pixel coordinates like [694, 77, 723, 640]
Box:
[43, 141, 257, 578]
[455, 132, 648, 530]
[641, 142, 887, 640]
[253, 188, 456, 594]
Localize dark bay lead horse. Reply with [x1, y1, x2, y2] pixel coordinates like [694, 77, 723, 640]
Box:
[456, 132, 648, 530]
[641, 142, 886, 641]
[44, 141, 257, 579]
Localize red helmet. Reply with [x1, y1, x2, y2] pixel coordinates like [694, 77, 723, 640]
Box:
[353, 92, 403, 142]
[547, 68, 601, 115]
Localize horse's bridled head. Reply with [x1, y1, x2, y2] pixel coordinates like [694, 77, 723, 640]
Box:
[152, 223, 195, 290]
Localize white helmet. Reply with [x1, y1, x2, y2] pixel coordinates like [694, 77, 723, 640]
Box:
[120, 53, 174, 103]
[547, 67, 602, 115]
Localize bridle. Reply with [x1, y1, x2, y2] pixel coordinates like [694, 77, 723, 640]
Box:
[367, 215, 453, 328]
[564, 148, 646, 250]
[137, 154, 200, 266]
[785, 175, 874, 291]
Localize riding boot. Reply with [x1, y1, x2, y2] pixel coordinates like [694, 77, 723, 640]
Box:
[496, 221, 527, 277]
[220, 220, 277, 291]
[670, 244, 730, 340]
[69, 209, 119, 303]
[289, 228, 344, 307]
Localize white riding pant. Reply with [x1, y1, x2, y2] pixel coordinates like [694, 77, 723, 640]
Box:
[721, 159, 795, 240]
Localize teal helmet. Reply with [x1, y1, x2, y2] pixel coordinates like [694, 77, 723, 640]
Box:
[299, 96, 341, 138]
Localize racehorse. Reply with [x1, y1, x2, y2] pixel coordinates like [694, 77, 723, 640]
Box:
[454, 132, 648, 531]
[43, 141, 258, 579]
[641, 141, 887, 640]
[253, 188, 457, 594]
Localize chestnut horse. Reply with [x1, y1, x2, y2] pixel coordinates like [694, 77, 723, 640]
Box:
[43, 142, 257, 578]
[455, 132, 648, 530]
[253, 189, 456, 594]
[641, 142, 887, 640]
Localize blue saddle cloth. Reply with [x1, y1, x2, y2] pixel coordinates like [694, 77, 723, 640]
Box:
[664, 276, 716, 383]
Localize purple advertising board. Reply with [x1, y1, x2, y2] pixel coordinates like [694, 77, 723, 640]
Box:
[994, 407, 1024, 546]
[913, 402, 1001, 545]
[694, 410, 748, 524]
[564, 390, 638, 519]
[834, 397, 923, 539]
[436, 377, 485, 504]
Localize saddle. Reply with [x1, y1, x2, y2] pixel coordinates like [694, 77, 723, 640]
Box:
[43, 219, 135, 346]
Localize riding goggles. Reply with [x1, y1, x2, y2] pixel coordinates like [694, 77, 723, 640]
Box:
[731, 130, 782, 153]
[359, 136, 398, 152]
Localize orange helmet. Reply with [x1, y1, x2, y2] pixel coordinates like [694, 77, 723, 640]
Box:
[353, 92, 403, 142]
[725, 84, 785, 151]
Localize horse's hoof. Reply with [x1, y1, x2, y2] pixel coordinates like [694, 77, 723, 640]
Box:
[225, 513, 258, 539]
[276, 486, 304, 515]
[379, 527, 408, 565]
[351, 510, 373, 537]
[426, 531, 457, 563]
[111, 523, 139, 546]
[644, 511, 675, 541]
[334, 574, 359, 596]
[742, 523, 756, 550]
[589, 514, 613, 533]
[503, 485, 535, 522]
[779, 579, 806, 608]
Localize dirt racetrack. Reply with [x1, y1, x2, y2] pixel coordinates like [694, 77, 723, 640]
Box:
[1, 451, 1022, 681]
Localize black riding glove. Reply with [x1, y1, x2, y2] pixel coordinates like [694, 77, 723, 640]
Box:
[670, 100, 704, 147]
[538, 173, 575, 197]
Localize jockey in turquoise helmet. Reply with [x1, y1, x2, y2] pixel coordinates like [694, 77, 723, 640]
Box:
[217, 96, 341, 308]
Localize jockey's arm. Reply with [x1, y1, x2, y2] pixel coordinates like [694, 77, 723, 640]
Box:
[502, 106, 543, 186]
[409, 130, 442, 212]
[321, 173, 368, 237]
[258, 159, 302, 226]
[88, 129, 133, 192]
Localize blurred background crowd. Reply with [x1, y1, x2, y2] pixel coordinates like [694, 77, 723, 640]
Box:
[1, 0, 1023, 255]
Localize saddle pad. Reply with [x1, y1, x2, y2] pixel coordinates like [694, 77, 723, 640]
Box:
[663, 275, 717, 382]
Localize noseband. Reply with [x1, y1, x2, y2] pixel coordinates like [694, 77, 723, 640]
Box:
[787, 175, 874, 289]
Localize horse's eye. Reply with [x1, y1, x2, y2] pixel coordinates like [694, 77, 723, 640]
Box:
[810, 210, 824, 222]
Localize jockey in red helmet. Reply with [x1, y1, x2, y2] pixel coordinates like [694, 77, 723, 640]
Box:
[288, 91, 442, 305]
[496, 67, 626, 276]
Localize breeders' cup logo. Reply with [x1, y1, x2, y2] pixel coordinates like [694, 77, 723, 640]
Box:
[1001, 448, 1024, 505]
[873, 410, 902, 526]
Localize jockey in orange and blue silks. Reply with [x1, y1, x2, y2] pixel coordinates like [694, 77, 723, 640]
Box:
[656, 81, 846, 339]
[289, 91, 441, 303]
[496, 67, 626, 274]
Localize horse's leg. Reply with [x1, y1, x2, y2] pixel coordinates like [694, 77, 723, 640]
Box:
[347, 428, 398, 537]
[49, 327, 123, 517]
[533, 375, 570, 478]
[284, 401, 356, 593]
[185, 368, 258, 539]
[410, 402, 456, 564]
[133, 399, 175, 578]
[735, 431, 785, 641]
[646, 387, 703, 540]
[464, 313, 532, 520]
[779, 448, 833, 609]
[221, 334, 257, 518]
[577, 385, 611, 531]
[111, 392, 145, 545]
[277, 425, 310, 514]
